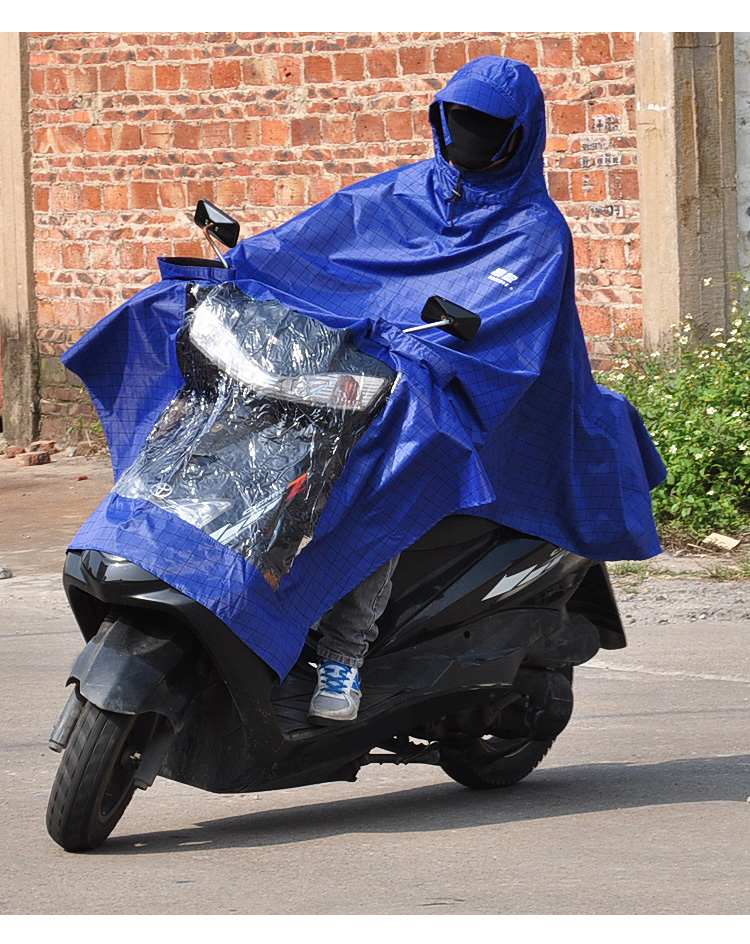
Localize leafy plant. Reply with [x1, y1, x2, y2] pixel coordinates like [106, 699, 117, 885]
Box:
[596, 281, 750, 541]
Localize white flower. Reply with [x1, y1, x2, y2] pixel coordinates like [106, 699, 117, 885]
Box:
[732, 410, 742, 417]
[706, 407, 717, 415]
[669, 445, 678, 454]
[740, 444, 748, 452]
[694, 453, 704, 460]
[703, 277, 713, 286]
[707, 489, 715, 496]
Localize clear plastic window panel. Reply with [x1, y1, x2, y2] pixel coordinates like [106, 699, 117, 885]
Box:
[115, 283, 396, 588]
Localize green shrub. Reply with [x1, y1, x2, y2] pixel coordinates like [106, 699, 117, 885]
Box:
[595, 283, 750, 540]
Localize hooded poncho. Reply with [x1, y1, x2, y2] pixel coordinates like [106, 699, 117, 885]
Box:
[64, 57, 666, 678]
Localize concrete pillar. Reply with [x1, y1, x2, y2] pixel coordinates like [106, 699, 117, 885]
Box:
[636, 32, 739, 349]
[735, 33, 750, 276]
[0, 32, 38, 445]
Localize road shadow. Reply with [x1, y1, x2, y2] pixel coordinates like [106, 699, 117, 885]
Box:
[100, 752, 750, 855]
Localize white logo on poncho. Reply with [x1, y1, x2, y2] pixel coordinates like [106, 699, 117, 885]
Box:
[488, 267, 518, 288]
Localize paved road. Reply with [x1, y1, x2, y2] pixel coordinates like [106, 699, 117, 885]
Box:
[1, 459, 749, 914]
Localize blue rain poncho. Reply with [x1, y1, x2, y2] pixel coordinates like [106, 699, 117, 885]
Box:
[64, 57, 666, 678]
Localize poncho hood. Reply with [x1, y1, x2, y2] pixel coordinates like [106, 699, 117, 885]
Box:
[429, 56, 547, 207]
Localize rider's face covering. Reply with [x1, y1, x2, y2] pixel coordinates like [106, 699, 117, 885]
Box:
[444, 104, 516, 172]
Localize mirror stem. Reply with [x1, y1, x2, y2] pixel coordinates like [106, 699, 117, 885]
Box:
[404, 318, 451, 334]
[204, 225, 230, 269]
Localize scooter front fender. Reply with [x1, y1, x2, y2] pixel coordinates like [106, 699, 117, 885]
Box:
[68, 611, 202, 729]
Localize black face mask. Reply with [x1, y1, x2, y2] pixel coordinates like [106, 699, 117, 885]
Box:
[443, 105, 516, 172]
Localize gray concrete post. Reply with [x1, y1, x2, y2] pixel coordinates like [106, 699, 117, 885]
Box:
[0, 32, 39, 445]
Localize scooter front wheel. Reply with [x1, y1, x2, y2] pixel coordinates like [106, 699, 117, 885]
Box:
[46, 701, 157, 852]
[438, 736, 555, 790]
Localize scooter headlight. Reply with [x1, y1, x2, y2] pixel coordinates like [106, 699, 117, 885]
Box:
[189, 307, 388, 411]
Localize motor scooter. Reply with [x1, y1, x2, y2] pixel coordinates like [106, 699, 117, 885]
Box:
[46, 203, 626, 852]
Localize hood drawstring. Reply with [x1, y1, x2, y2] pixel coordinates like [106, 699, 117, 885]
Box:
[446, 176, 464, 225]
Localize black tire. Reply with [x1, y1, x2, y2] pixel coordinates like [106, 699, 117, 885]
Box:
[46, 701, 157, 852]
[439, 735, 555, 789]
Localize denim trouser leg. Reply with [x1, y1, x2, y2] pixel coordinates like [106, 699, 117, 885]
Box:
[316, 555, 401, 669]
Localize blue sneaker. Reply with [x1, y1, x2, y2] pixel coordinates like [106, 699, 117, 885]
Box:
[308, 660, 361, 724]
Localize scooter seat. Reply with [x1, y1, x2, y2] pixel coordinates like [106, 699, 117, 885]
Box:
[409, 515, 505, 551]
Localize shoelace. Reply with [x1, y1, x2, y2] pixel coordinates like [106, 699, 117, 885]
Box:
[320, 662, 355, 694]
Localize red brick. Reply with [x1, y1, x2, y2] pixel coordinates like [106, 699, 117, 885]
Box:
[434, 43, 467, 75]
[547, 170, 570, 202]
[202, 121, 232, 148]
[16, 452, 51, 466]
[156, 64, 181, 90]
[578, 33, 611, 66]
[143, 122, 172, 149]
[85, 126, 112, 152]
[304, 56, 333, 83]
[128, 64, 154, 90]
[159, 181, 188, 208]
[131, 182, 158, 208]
[232, 120, 261, 147]
[571, 170, 607, 201]
[540, 36, 572, 68]
[61, 242, 86, 269]
[334, 52, 365, 82]
[119, 241, 146, 268]
[56, 125, 84, 153]
[185, 63, 211, 88]
[80, 186, 102, 211]
[504, 37, 539, 68]
[113, 124, 141, 150]
[467, 38, 503, 60]
[309, 177, 338, 204]
[276, 177, 308, 205]
[46, 68, 70, 94]
[261, 118, 289, 146]
[216, 178, 247, 206]
[551, 103, 586, 135]
[355, 114, 385, 142]
[291, 117, 322, 146]
[102, 184, 129, 210]
[174, 122, 200, 149]
[386, 111, 413, 140]
[322, 115, 354, 144]
[612, 32, 635, 62]
[213, 59, 241, 88]
[100, 64, 126, 92]
[248, 178, 276, 206]
[609, 168, 639, 201]
[367, 49, 398, 78]
[400, 46, 431, 75]
[28, 440, 59, 454]
[277, 58, 302, 85]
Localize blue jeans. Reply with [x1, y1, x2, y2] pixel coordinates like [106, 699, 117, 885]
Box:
[317, 555, 400, 669]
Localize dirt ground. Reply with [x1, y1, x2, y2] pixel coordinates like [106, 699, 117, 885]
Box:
[1, 452, 749, 627]
[0, 454, 114, 577]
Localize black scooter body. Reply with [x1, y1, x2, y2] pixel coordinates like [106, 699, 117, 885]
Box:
[58, 514, 624, 797]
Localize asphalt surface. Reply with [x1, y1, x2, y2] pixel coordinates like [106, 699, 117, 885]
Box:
[1, 456, 749, 915]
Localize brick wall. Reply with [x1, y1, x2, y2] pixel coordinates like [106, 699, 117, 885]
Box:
[26, 31, 639, 440]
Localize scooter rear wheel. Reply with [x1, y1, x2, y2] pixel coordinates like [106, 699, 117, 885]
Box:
[439, 736, 555, 789]
[46, 701, 157, 852]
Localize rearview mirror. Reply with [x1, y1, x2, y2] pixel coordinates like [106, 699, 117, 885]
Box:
[194, 200, 241, 249]
[420, 296, 481, 342]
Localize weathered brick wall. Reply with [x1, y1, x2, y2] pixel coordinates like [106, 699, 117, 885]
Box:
[26, 31, 638, 440]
